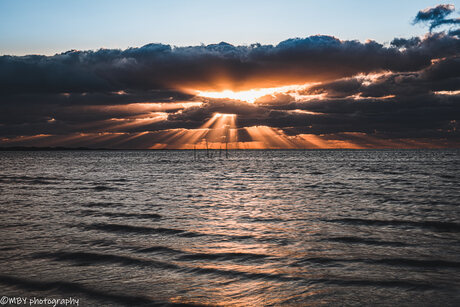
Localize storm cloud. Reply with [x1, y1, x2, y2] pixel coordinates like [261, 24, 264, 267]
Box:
[2, 32, 460, 97]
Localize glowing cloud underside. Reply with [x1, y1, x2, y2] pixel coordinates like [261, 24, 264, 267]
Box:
[196, 85, 303, 103]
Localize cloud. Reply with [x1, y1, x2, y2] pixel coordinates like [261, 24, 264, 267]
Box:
[1, 5, 460, 148]
[296, 56, 460, 99]
[2, 33, 459, 98]
[301, 78, 362, 98]
[168, 98, 267, 125]
[391, 37, 421, 48]
[414, 4, 460, 31]
[254, 93, 294, 105]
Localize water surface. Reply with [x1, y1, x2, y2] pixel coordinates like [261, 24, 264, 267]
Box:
[0, 150, 459, 306]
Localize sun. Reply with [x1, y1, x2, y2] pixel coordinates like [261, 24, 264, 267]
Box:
[195, 85, 302, 103]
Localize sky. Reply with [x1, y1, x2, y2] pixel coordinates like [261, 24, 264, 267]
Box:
[1, 0, 457, 55]
[0, 1, 459, 149]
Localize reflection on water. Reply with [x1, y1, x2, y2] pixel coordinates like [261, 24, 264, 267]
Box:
[0, 149, 459, 306]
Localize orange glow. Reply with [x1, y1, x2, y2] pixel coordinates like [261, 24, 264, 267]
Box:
[196, 85, 302, 103]
[105, 112, 168, 131]
[109, 131, 150, 147]
[298, 134, 362, 149]
[2, 131, 457, 149]
[133, 101, 202, 110]
[351, 94, 395, 100]
[290, 109, 324, 115]
[154, 129, 208, 149]
[355, 72, 391, 86]
[434, 90, 460, 95]
[245, 126, 299, 149]
[69, 102, 202, 116]
[150, 113, 238, 149]
[1, 134, 53, 143]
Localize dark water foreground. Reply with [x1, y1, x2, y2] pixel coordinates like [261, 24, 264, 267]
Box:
[0, 150, 459, 306]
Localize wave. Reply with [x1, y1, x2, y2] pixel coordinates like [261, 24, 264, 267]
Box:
[80, 209, 162, 219]
[135, 245, 272, 262]
[83, 238, 118, 247]
[0, 175, 58, 181]
[0, 223, 29, 229]
[314, 278, 442, 290]
[0, 175, 57, 185]
[241, 216, 285, 223]
[176, 252, 271, 262]
[327, 218, 460, 232]
[309, 171, 325, 175]
[92, 185, 117, 191]
[83, 223, 201, 237]
[185, 266, 300, 282]
[135, 245, 183, 254]
[32, 251, 450, 291]
[80, 202, 123, 208]
[33, 251, 297, 282]
[294, 256, 460, 269]
[438, 174, 457, 179]
[106, 178, 128, 182]
[33, 251, 179, 270]
[80, 222, 266, 242]
[369, 258, 460, 268]
[322, 236, 409, 247]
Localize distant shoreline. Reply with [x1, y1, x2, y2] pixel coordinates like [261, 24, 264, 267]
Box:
[0, 146, 118, 151]
[0, 146, 458, 151]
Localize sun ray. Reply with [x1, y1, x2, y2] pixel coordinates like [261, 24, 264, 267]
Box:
[156, 113, 238, 149]
[245, 126, 300, 149]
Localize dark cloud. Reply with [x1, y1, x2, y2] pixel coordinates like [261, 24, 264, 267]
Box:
[269, 94, 460, 138]
[2, 33, 459, 97]
[414, 4, 460, 31]
[391, 37, 421, 48]
[296, 56, 460, 99]
[302, 78, 362, 98]
[361, 57, 460, 97]
[0, 90, 195, 107]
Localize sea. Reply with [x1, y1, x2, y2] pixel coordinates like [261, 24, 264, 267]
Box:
[0, 149, 459, 306]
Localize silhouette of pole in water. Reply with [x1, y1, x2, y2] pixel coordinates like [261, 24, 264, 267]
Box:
[194, 144, 197, 161]
[199, 132, 231, 160]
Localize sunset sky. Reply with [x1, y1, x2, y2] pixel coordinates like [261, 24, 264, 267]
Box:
[0, 1, 459, 149]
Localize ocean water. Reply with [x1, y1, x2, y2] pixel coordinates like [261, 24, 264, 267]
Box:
[0, 149, 459, 306]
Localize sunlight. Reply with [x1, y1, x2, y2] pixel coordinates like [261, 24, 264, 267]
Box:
[105, 112, 168, 131]
[154, 113, 238, 149]
[196, 85, 302, 103]
[298, 134, 360, 149]
[434, 90, 460, 95]
[245, 126, 299, 148]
